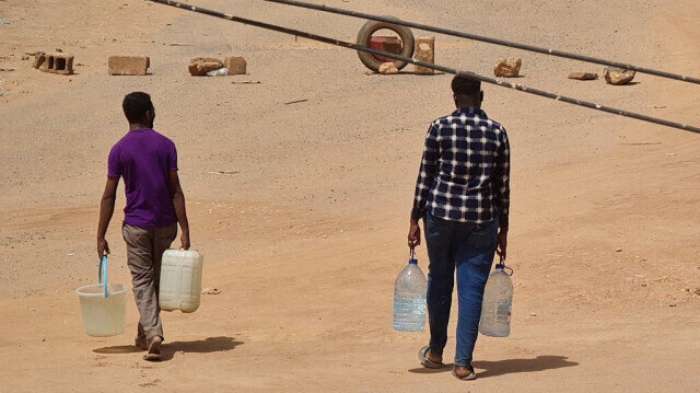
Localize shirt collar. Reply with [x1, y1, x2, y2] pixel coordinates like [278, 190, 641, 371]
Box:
[452, 107, 486, 118]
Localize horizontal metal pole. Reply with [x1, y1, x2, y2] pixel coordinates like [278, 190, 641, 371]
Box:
[264, 0, 700, 85]
[147, 0, 699, 134]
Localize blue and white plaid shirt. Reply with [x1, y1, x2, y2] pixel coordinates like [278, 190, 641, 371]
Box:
[411, 107, 510, 228]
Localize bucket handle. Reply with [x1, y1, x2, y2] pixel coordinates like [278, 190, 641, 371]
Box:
[99, 255, 110, 298]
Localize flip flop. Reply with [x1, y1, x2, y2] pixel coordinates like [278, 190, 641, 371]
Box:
[418, 345, 445, 369]
[143, 337, 162, 362]
[452, 366, 477, 381]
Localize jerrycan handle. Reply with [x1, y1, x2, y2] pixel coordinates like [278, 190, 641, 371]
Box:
[99, 255, 110, 298]
[495, 256, 514, 276]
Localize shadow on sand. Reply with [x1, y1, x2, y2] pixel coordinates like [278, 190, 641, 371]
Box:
[93, 336, 244, 361]
[409, 355, 579, 378]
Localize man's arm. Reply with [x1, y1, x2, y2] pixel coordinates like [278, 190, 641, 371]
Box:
[494, 127, 511, 260]
[169, 170, 191, 250]
[408, 122, 440, 248]
[96, 178, 118, 258]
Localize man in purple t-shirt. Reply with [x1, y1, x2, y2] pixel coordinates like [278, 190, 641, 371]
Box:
[96, 92, 191, 361]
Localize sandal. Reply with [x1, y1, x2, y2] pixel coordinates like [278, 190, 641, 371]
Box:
[452, 365, 477, 381]
[418, 345, 445, 369]
[143, 337, 163, 362]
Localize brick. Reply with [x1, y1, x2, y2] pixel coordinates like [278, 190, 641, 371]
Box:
[369, 36, 403, 63]
[413, 37, 435, 75]
[108, 56, 150, 76]
[378, 62, 399, 75]
[494, 58, 522, 78]
[223, 56, 247, 75]
[189, 57, 223, 76]
[604, 68, 636, 85]
[33, 52, 46, 69]
[568, 72, 598, 81]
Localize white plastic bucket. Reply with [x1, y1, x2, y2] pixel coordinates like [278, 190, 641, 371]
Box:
[76, 283, 127, 337]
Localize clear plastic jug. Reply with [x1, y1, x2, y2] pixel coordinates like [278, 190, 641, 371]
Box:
[159, 249, 204, 313]
[479, 260, 514, 337]
[393, 249, 427, 332]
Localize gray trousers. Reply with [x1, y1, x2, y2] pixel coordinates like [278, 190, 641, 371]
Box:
[122, 224, 177, 341]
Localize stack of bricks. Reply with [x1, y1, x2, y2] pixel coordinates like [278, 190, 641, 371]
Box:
[33, 52, 74, 75]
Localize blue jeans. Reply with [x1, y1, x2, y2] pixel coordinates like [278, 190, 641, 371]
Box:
[424, 213, 498, 367]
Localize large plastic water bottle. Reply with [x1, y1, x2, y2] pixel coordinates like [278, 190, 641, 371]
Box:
[479, 260, 514, 337]
[393, 250, 427, 332]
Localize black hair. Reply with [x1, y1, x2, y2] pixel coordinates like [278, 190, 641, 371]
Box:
[122, 92, 154, 123]
[451, 74, 481, 96]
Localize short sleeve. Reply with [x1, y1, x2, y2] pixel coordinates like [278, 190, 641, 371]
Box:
[107, 145, 121, 179]
[168, 142, 178, 172]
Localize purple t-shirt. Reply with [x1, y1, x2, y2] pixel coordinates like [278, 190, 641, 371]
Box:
[108, 128, 178, 229]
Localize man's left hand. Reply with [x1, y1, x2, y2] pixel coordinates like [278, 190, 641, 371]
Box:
[497, 228, 508, 261]
[181, 230, 191, 250]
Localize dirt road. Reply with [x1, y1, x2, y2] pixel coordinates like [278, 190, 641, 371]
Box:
[0, 0, 698, 392]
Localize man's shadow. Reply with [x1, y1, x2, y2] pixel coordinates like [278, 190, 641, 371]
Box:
[93, 336, 243, 361]
[409, 355, 578, 378]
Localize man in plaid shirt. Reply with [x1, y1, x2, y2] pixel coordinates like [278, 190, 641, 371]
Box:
[408, 74, 510, 381]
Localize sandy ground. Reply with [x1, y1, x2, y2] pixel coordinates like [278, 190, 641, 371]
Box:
[0, 0, 699, 392]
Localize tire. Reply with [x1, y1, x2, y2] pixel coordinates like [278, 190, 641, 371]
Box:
[356, 19, 415, 72]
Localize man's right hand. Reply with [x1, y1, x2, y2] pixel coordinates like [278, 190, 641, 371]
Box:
[181, 230, 191, 250]
[408, 219, 421, 248]
[97, 238, 110, 258]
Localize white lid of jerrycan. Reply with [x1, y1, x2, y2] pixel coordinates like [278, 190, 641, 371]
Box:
[159, 249, 204, 313]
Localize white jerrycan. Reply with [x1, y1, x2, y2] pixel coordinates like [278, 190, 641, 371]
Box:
[479, 259, 514, 337]
[159, 249, 204, 313]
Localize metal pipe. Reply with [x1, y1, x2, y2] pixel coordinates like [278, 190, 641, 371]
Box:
[264, 0, 700, 85]
[147, 0, 699, 134]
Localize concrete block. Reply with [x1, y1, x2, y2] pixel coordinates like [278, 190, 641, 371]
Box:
[413, 36, 435, 74]
[224, 56, 247, 75]
[36, 53, 74, 75]
[108, 56, 150, 76]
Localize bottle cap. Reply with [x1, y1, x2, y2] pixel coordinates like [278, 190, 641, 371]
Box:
[409, 258, 418, 265]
